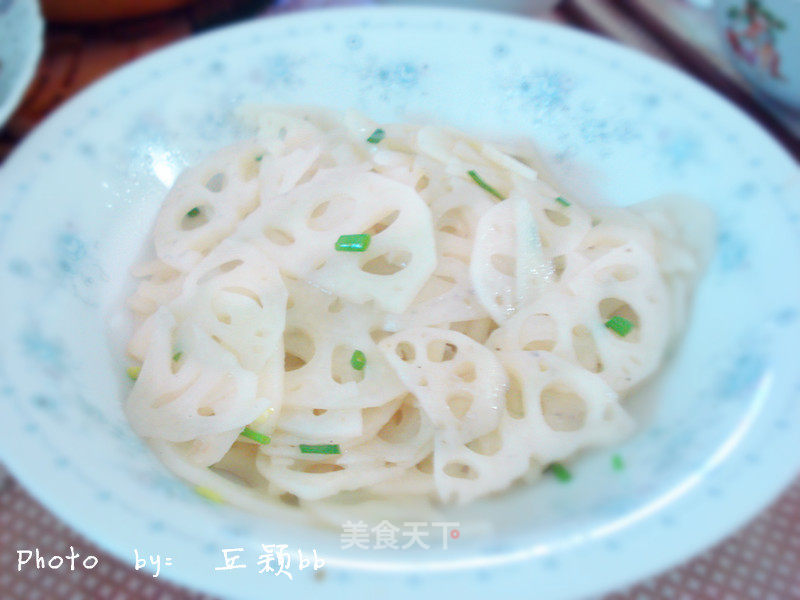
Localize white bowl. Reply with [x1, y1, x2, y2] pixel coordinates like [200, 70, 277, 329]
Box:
[0, 0, 44, 126]
[0, 7, 799, 600]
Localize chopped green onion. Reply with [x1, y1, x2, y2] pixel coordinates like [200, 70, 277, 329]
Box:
[366, 128, 385, 144]
[172, 351, 182, 362]
[350, 350, 366, 371]
[195, 486, 224, 503]
[241, 427, 271, 445]
[555, 196, 570, 207]
[300, 444, 341, 455]
[612, 454, 625, 471]
[186, 207, 200, 218]
[549, 463, 572, 482]
[467, 170, 505, 200]
[255, 154, 264, 162]
[126, 366, 141, 380]
[605, 315, 634, 337]
[251, 407, 275, 428]
[335, 233, 371, 252]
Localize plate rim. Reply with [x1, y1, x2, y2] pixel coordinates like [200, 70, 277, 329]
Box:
[0, 0, 44, 127]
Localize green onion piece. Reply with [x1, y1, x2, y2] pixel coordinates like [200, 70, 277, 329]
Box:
[241, 427, 271, 445]
[186, 207, 200, 218]
[251, 407, 275, 428]
[350, 349, 366, 371]
[612, 454, 625, 471]
[335, 233, 371, 252]
[555, 196, 571, 207]
[467, 170, 505, 200]
[605, 315, 634, 337]
[195, 486, 224, 503]
[299, 444, 341, 455]
[172, 351, 182, 362]
[255, 154, 264, 162]
[366, 128, 385, 144]
[549, 463, 572, 482]
[126, 366, 141, 380]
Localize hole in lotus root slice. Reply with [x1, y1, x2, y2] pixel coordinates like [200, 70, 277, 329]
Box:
[571, 325, 603, 373]
[446, 392, 473, 420]
[180, 206, 212, 231]
[205, 172, 227, 193]
[361, 250, 412, 276]
[284, 328, 315, 372]
[540, 382, 588, 432]
[443, 461, 479, 480]
[599, 297, 641, 343]
[395, 341, 416, 362]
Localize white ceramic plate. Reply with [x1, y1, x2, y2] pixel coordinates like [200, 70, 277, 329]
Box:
[0, 7, 799, 600]
[0, 0, 43, 126]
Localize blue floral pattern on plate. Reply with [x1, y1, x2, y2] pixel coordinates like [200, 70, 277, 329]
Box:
[0, 7, 799, 600]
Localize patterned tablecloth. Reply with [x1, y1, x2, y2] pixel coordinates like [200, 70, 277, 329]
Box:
[1, 1, 799, 598]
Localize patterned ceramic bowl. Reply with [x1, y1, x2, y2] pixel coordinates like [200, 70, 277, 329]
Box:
[714, 0, 800, 110]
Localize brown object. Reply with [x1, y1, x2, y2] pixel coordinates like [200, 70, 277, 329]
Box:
[42, 0, 198, 23]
